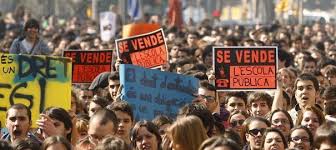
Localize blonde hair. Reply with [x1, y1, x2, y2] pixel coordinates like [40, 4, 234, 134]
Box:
[168, 116, 208, 150]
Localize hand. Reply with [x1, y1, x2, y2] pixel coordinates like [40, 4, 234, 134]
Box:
[162, 134, 172, 150]
[36, 114, 59, 138]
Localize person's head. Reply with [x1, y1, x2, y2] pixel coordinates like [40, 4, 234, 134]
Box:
[88, 109, 118, 144]
[225, 91, 247, 113]
[108, 101, 134, 143]
[198, 136, 240, 150]
[131, 120, 162, 150]
[228, 110, 249, 138]
[293, 73, 319, 109]
[41, 136, 71, 150]
[269, 109, 293, 138]
[262, 128, 287, 150]
[296, 105, 325, 136]
[288, 126, 313, 150]
[324, 65, 336, 86]
[315, 123, 336, 150]
[322, 86, 336, 115]
[186, 32, 198, 46]
[75, 118, 89, 140]
[178, 104, 214, 136]
[42, 107, 73, 140]
[24, 18, 40, 40]
[78, 87, 94, 111]
[5, 104, 32, 142]
[198, 81, 217, 113]
[75, 138, 95, 150]
[243, 117, 271, 150]
[0, 140, 12, 150]
[247, 92, 272, 117]
[301, 56, 317, 74]
[88, 96, 109, 117]
[152, 115, 173, 138]
[12, 139, 40, 150]
[108, 71, 120, 100]
[168, 116, 208, 150]
[95, 136, 131, 150]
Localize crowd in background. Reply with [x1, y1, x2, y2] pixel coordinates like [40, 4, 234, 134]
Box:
[1, 2, 336, 150]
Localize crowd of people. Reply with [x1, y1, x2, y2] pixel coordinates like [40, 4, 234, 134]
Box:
[1, 2, 336, 150]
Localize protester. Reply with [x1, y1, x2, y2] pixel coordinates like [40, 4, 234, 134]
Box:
[2, 104, 40, 144]
[168, 116, 208, 150]
[288, 126, 313, 150]
[9, 18, 51, 55]
[261, 128, 287, 150]
[41, 136, 72, 150]
[130, 120, 162, 150]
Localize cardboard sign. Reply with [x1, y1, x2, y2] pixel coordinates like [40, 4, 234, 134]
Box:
[100, 11, 117, 42]
[0, 54, 72, 127]
[119, 64, 199, 120]
[63, 50, 113, 83]
[213, 46, 277, 91]
[116, 28, 168, 68]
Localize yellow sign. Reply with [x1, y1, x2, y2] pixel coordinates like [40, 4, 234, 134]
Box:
[0, 53, 72, 128]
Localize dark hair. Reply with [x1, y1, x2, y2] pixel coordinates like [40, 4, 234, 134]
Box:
[199, 136, 240, 150]
[42, 107, 73, 140]
[247, 92, 273, 109]
[152, 115, 173, 127]
[6, 103, 31, 122]
[293, 73, 319, 92]
[91, 96, 109, 108]
[90, 109, 118, 133]
[41, 136, 71, 150]
[178, 104, 214, 136]
[107, 101, 134, 121]
[109, 71, 120, 81]
[199, 80, 216, 92]
[315, 122, 336, 149]
[262, 128, 288, 149]
[130, 120, 162, 150]
[12, 139, 40, 150]
[24, 18, 40, 31]
[323, 86, 336, 115]
[289, 126, 314, 145]
[269, 109, 294, 128]
[0, 140, 13, 150]
[223, 129, 244, 149]
[95, 136, 131, 150]
[225, 91, 248, 105]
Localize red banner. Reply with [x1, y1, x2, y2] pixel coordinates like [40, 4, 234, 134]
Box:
[63, 50, 113, 83]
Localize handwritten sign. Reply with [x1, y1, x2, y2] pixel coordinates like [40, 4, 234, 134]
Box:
[63, 50, 112, 83]
[213, 46, 277, 91]
[100, 11, 117, 42]
[116, 28, 168, 68]
[0, 53, 72, 128]
[119, 64, 199, 120]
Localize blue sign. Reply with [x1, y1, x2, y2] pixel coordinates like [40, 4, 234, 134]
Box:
[119, 64, 199, 120]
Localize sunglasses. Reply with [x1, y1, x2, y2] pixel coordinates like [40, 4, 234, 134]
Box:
[230, 120, 244, 127]
[248, 128, 266, 136]
[290, 136, 309, 143]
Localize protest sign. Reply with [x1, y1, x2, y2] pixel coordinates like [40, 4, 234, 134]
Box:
[100, 11, 117, 42]
[213, 46, 277, 91]
[122, 23, 160, 38]
[119, 64, 199, 120]
[63, 50, 113, 83]
[0, 53, 72, 127]
[116, 28, 168, 68]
